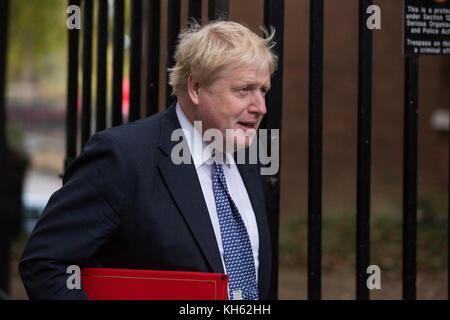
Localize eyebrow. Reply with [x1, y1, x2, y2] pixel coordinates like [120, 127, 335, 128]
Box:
[234, 80, 271, 89]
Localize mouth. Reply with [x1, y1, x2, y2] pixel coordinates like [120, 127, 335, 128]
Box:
[236, 121, 258, 131]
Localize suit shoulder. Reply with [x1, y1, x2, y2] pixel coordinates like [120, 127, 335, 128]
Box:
[88, 111, 169, 158]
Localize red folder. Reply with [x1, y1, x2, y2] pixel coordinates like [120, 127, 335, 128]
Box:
[81, 268, 228, 300]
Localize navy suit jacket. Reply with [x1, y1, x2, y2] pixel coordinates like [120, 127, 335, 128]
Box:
[19, 103, 272, 300]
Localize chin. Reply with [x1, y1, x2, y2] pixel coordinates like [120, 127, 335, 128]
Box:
[224, 128, 257, 153]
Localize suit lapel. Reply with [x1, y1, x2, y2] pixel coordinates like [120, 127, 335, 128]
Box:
[157, 104, 224, 275]
[236, 162, 272, 299]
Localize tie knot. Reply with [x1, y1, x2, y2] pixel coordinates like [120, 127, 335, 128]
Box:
[212, 161, 229, 194]
[213, 161, 224, 175]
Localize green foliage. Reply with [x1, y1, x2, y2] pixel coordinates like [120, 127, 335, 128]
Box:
[6, 122, 28, 160]
[7, 0, 67, 81]
[280, 210, 448, 272]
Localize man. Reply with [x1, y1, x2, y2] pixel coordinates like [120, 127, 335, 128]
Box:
[19, 21, 278, 300]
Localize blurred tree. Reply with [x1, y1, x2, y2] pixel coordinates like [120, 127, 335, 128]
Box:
[7, 0, 67, 84]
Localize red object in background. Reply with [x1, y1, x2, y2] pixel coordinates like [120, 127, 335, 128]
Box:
[81, 268, 228, 300]
[121, 77, 129, 120]
[76, 77, 130, 121]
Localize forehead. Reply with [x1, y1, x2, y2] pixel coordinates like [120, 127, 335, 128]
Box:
[218, 62, 271, 85]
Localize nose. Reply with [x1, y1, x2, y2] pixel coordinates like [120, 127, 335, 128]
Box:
[250, 91, 267, 116]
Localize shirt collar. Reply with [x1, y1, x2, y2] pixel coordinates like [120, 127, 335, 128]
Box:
[175, 102, 234, 169]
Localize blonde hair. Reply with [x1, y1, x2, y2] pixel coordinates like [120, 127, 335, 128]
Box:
[168, 20, 278, 97]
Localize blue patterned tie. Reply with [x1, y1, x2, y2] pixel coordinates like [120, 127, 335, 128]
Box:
[212, 162, 259, 300]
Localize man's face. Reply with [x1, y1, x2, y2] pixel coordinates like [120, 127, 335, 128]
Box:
[194, 63, 271, 151]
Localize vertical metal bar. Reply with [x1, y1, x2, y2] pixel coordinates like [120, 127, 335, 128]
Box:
[112, 0, 124, 126]
[96, 0, 108, 132]
[0, 0, 9, 295]
[308, 0, 323, 300]
[129, 0, 143, 122]
[356, 0, 372, 301]
[263, 0, 284, 300]
[189, 0, 202, 23]
[403, 55, 418, 300]
[208, 0, 229, 21]
[145, 0, 160, 117]
[166, 0, 181, 107]
[81, 0, 93, 148]
[65, 0, 81, 171]
[0, 0, 9, 163]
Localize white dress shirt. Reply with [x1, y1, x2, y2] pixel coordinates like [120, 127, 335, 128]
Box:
[175, 103, 259, 280]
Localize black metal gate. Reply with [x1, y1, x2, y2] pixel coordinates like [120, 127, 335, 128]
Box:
[0, 0, 448, 300]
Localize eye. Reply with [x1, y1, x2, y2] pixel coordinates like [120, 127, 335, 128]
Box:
[236, 87, 250, 96]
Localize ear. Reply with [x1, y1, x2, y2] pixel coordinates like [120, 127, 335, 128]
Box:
[187, 74, 200, 105]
